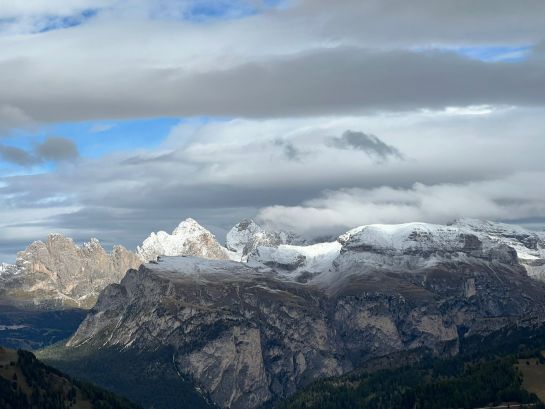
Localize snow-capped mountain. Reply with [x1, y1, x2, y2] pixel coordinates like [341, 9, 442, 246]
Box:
[226, 218, 305, 260]
[245, 220, 545, 285]
[452, 219, 545, 280]
[137, 217, 304, 263]
[60, 218, 545, 409]
[136, 218, 230, 262]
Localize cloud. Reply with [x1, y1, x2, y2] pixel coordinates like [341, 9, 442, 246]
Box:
[89, 123, 115, 133]
[35, 136, 79, 161]
[3, 0, 545, 43]
[0, 1, 545, 128]
[0, 104, 34, 136]
[0, 145, 36, 166]
[1, 1, 545, 260]
[256, 172, 545, 236]
[1, 108, 545, 259]
[0, 136, 79, 166]
[272, 138, 304, 162]
[3, 46, 545, 126]
[329, 130, 403, 161]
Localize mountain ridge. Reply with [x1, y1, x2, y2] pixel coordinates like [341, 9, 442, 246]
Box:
[49, 218, 545, 409]
[0, 234, 141, 309]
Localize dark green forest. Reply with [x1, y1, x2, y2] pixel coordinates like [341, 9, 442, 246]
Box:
[0, 348, 141, 409]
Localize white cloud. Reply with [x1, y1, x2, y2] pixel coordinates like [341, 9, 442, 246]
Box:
[1, 106, 545, 257]
[257, 172, 545, 236]
[0, 1, 545, 128]
[0, 0, 107, 17]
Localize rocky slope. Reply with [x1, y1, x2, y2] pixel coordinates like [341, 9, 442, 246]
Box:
[0, 234, 141, 309]
[453, 219, 545, 281]
[59, 220, 545, 409]
[137, 218, 230, 262]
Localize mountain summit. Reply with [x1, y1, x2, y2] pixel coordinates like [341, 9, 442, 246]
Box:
[226, 218, 305, 260]
[137, 218, 230, 262]
[0, 234, 140, 309]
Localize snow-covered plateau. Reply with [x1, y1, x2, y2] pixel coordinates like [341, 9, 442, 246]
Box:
[142, 218, 545, 286]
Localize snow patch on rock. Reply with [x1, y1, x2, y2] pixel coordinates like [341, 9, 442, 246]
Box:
[453, 219, 545, 280]
[248, 242, 342, 280]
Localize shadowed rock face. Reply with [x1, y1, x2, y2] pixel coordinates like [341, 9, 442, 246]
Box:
[66, 225, 545, 409]
[1, 234, 141, 309]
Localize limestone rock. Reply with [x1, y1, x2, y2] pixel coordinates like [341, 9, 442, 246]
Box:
[1, 234, 141, 309]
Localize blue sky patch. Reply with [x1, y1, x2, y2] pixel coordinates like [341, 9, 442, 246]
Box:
[0, 116, 231, 175]
[37, 9, 99, 33]
[453, 45, 531, 63]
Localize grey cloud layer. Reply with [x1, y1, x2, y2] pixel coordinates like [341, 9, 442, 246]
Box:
[329, 130, 403, 161]
[0, 145, 35, 166]
[3, 48, 545, 127]
[2, 110, 545, 257]
[2, 0, 545, 129]
[258, 172, 545, 236]
[36, 137, 79, 161]
[0, 136, 78, 166]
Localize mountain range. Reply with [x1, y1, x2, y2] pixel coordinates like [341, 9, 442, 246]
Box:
[1, 217, 545, 407]
[4, 217, 543, 408]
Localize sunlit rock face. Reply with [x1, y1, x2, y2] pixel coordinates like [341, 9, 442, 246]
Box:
[66, 220, 545, 409]
[0, 234, 141, 309]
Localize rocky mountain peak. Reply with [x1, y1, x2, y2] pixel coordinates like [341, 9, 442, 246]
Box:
[226, 218, 262, 254]
[2, 235, 141, 309]
[171, 217, 206, 236]
[226, 218, 305, 260]
[137, 218, 230, 262]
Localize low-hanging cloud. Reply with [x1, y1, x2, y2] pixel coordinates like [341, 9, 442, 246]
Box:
[257, 171, 545, 237]
[329, 130, 403, 161]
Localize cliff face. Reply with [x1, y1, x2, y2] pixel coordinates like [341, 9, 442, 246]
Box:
[1, 234, 141, 309]
[66, 222, 545, 409]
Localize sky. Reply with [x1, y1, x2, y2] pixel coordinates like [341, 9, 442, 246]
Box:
[1, 0, 545, 262]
